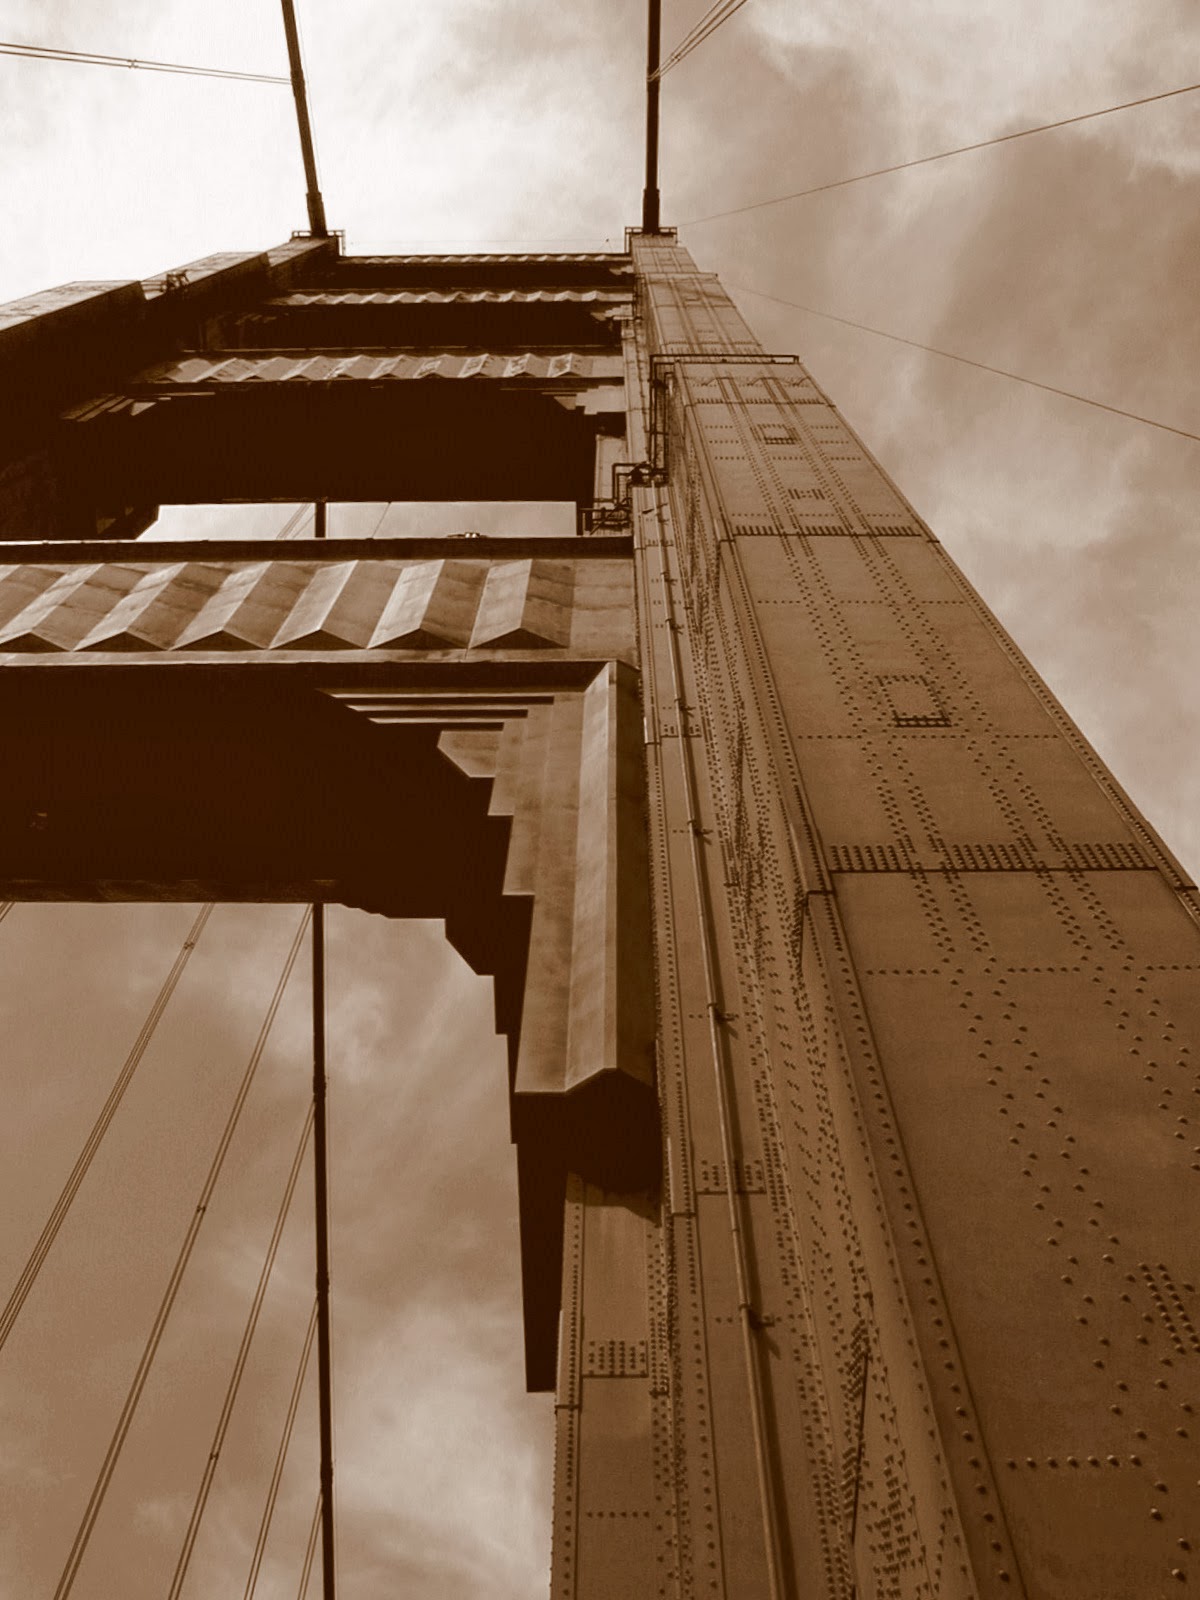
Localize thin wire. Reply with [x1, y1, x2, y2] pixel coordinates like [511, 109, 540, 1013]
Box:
[244, 1301, 319, 1600]
[165, 1101, 315, 1600]
[0, 39, 288, 84]
[0, 904, 213, 1354]
[681, 79, 1200, 224]
[0, 903, 13, 925]
[278, 506, 314, 540]
[53, 910, 312, 1600]
[297, 1493, 323, 1600]
[652, 0, 750, 80]
[726, 281, 1200, 445]
[655, 0, 747, 79]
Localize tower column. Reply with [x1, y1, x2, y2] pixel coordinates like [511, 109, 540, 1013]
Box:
[602, 229, 1200, 1598]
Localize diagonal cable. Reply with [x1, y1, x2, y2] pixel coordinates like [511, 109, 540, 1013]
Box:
[653, 0, 751, 79]
[0, 903, 14, 926]
[245, 1300, 320, 1600]
[278, 506, 314, 540]
[0, 39, 288, 84]
[726, 281, 1200, 445]
[0, 904, 213, 1353]
[166, 1100, 315, 1600]
[680, 79, 1200, 224]
[53, 909, 312, 1599]
[296, 1492, 323, 1600]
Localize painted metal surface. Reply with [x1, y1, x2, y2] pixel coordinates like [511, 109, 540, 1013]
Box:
[343, 252, 630, 266]
[0, 555, 634, 660]
[270, 289, 631, 307]
[134, 351, 625, 388]
[561, 231, 1200, 1600]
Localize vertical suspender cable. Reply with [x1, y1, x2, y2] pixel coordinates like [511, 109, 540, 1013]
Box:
[642, 0, 663, 232]
[279, 0, 328, 236]
[311, 905, 336, 1600]
[305, 470, 334, 1599]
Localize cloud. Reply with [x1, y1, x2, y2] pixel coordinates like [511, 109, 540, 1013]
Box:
[675, 2, 1200, 877]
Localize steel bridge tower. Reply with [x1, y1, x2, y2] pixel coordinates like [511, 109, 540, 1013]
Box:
[1, 228, 1198, 1597]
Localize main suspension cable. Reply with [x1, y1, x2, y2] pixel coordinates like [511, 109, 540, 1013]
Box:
[0, 39, 288, 84]
[53, 909, 311, 1599]
[279, 0, 328, 237]
[726, 281, 1200, 446]
[165, 1101, 316, 1600]
[652, 0, 750, 80]
[680, 78, 1200, 224]
[244, 1301, 319, 1600]
[0, 904, 213, 1354]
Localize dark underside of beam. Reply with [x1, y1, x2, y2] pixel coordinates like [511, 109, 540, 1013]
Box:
[57, 387, 614, 510]
[0, 535, 632, 563]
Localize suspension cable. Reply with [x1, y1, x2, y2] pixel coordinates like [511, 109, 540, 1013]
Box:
[297, 1492, 324, 1600]
[53, 909, 311, 1599]
[680, 78, 1200, 224]
[165, 1101, 315, 1599]
[244, 1301, 319, 1600]
[279, 0, 328, 237]
[651, 0, 750, 80]
[311, 904, 336, 1600]
[0, 904, 213, 1354]
[0, 39, 288, 84]
[279, 506, 314, 540]
[726, 281, 1200, 445]
[0, 902, 14, 926]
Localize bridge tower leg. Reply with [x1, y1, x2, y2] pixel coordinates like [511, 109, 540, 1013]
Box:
[549, 231, 1200, 1599]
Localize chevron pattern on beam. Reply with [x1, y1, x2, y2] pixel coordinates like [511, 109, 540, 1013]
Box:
[0, 556, 634, 657]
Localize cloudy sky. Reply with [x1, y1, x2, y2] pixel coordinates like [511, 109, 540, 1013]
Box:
[1, 0, 1198, 1593]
